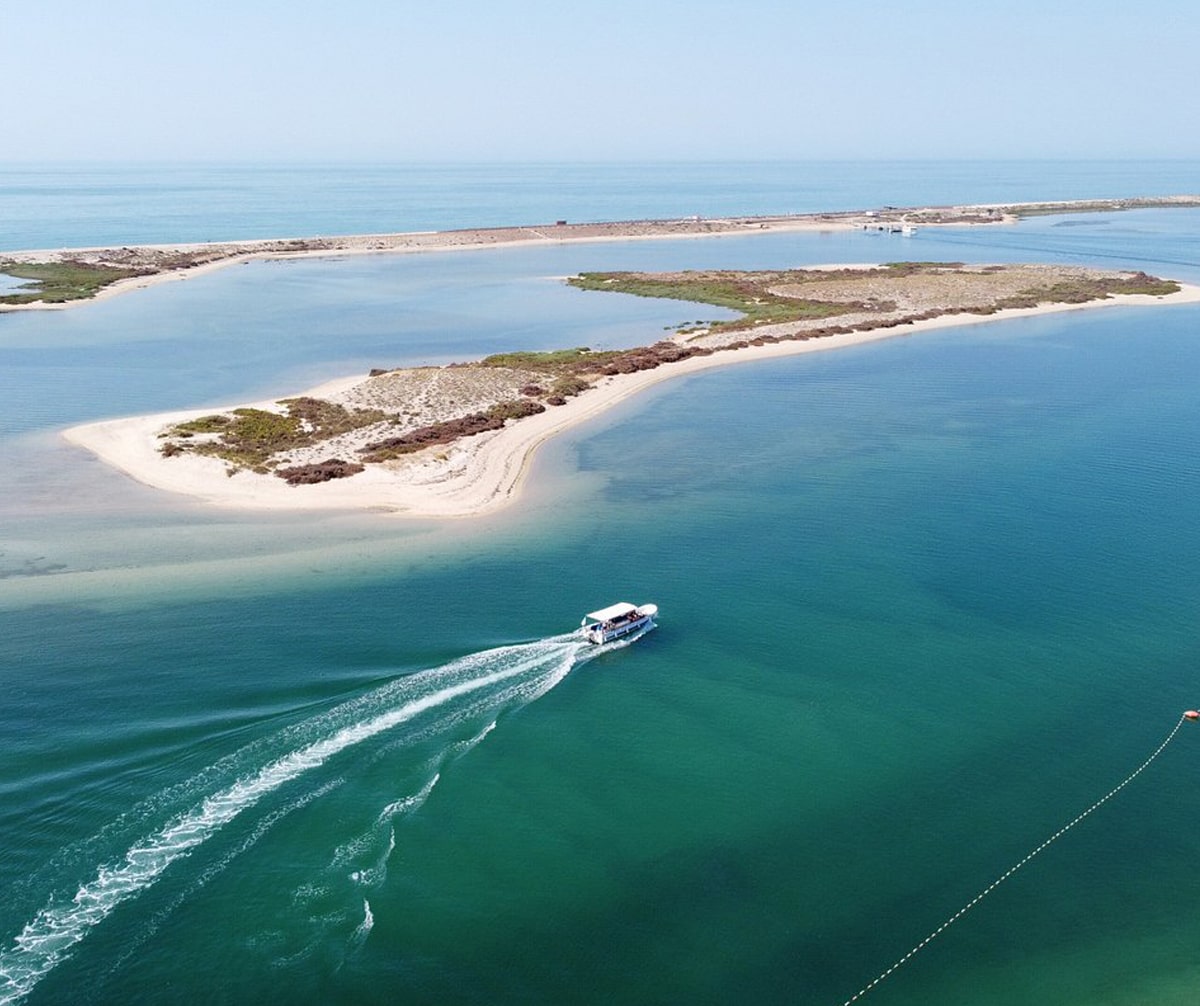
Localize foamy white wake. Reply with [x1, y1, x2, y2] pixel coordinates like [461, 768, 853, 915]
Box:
[98, 777, 345, 991]
[0, 634, 591, 1005]
[351, 899, 374, 949]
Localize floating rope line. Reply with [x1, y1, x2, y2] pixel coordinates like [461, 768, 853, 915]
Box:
[840, 711, 1197, 1006]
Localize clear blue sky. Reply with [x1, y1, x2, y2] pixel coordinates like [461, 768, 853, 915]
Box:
[4, 0, 1197, 161]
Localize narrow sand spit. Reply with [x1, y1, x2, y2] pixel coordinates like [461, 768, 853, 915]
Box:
[62, 282, 1200, 518]
[8, 195, 1198, 313]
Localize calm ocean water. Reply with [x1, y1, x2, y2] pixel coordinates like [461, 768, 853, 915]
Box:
[2, 163, 1200, 1005]
[2, 159, 1200, 251]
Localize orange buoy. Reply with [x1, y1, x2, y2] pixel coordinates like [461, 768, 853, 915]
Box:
[1185, 710, 1200, 721]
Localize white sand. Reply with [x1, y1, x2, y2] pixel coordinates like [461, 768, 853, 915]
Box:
[6, 196, 1198, 315]
[0, 221, 852, 313]
[0, 206, 1016, 314]
[62, 283, 1200, 518]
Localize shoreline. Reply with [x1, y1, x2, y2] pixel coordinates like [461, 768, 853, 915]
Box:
[6, 195, 1200, 313]
[62, 281, 1200, 518]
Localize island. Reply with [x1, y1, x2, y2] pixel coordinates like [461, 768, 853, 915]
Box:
[62, 261, 1199, 516]
[4, 195, 1200, 309]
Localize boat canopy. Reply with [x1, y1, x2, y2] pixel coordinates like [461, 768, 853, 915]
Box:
[585, 602, 638, 622]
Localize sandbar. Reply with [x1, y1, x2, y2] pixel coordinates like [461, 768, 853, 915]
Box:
[5, 195, 1199, 312]
[62, 276, 1200, 518]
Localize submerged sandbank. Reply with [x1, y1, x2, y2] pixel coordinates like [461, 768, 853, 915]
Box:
[62, 282, 1200, 518]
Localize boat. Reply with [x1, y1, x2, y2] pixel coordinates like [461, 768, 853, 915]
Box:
[581, 602, 658, 645]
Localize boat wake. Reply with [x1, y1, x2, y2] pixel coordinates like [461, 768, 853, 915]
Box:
[267, 635, 645, 975]
[0, 632, 598, 1005]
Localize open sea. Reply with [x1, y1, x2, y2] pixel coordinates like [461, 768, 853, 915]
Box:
[2, 161, 1200, 1005]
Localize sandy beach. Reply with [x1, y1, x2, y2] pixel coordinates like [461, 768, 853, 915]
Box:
[62, 280, 1200, 518]
[0, 214, 935, 312]
[5, 195, 1199, 313]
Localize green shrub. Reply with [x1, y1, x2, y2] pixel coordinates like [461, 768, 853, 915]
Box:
[0, 259, 150, 304]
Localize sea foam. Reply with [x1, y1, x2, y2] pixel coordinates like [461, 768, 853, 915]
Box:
[0, 635, 586, 1005]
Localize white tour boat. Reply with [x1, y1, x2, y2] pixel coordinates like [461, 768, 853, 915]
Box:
[581, 602, 658, 645]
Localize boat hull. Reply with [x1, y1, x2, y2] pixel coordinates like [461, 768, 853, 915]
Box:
[581, 603, 658, 645]
[584, 614, 653, 645]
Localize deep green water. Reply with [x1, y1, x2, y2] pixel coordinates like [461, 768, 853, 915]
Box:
[3, 192, 1200, 1004]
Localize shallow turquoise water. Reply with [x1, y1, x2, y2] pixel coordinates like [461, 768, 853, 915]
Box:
[2, 168, 1200, 1004]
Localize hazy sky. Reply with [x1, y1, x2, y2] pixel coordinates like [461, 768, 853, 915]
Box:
[5, 0, 1197, 161]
